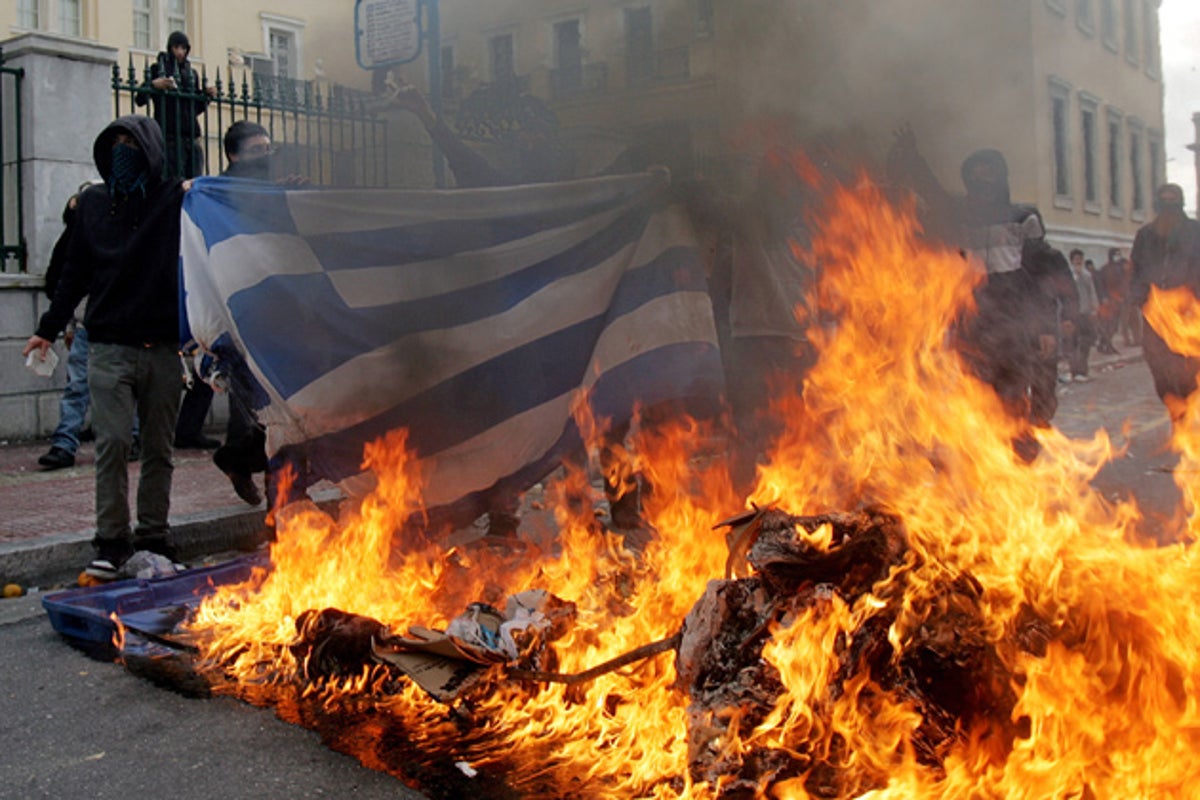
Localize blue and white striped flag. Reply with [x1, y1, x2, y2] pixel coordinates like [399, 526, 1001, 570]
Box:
[180, 171, 723, 518]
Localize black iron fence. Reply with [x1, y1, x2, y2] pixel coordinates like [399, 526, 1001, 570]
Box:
[112, 57, 389, 188]
[0, 47, 26, 273]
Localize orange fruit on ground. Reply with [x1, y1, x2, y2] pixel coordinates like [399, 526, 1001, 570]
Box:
[2, 583, 22, 598]
[77, 572, 105, 588]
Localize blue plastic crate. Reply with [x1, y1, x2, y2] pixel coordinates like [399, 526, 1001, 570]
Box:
[42, 554, 266, 645]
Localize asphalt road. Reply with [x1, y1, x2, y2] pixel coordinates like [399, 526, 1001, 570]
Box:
[0, 352, 1186, 800]
[0, 595, 421, 800]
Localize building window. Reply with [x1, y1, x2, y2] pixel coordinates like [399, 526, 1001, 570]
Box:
[696, 0, 714, 36]
[488, 33, 515, 82]
[626, 7, 653, 84]
[58, 0, 81, 36]
[1149, 131, 1163, 189]
[1129, 122, 1145, 217]
[1107, 111, 1123, 214]
[260, 13, 305, 80]
[1123, 0, 1139, 64]
[268, 30, 294, 78]
[1081, 97, 1100, 210]
[440, 45, 455, 99]
[554, 19, 583, 89]
[1142, 1, 1160, 78]
[16, 0, 38, 28]
[1077, 0, 1095, 33]
[166, 0, 187, 35]
[132, 0, 152, 49]
[1050, 80, 1072, 205]
[1100, 0, 1119, 49]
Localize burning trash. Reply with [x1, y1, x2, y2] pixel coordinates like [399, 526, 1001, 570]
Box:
[51, 168, 1200, 799]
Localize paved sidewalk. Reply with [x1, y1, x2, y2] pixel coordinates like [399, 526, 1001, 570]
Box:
[0, 436, 271, 589]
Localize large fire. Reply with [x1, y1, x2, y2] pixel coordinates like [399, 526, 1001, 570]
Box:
[185, 167, 1200, 798]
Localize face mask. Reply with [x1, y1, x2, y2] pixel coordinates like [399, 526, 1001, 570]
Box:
[238, 156, 272, 181]
[1155, 198, 1184, 215]
[110, 142, 148, 196]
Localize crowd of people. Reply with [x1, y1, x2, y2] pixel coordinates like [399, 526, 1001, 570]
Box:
[20, 32, 1200, 581]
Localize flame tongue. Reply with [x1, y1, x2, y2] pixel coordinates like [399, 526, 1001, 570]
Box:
[182, 172, 1200, 798]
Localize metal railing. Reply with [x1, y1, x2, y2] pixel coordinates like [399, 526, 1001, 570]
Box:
[112, 57, 389, 188]
[0, 48, 26, 274]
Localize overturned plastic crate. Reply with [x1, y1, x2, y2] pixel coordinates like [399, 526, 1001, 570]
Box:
[42, 555, 266, 646]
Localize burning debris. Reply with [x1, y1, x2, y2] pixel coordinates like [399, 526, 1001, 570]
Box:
[679, 508, 1027, 798]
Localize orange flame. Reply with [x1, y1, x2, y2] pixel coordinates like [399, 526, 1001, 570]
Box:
[186, 169, 1200, 798]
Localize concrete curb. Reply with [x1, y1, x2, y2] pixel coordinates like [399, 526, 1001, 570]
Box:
[0, 507, 270, 589]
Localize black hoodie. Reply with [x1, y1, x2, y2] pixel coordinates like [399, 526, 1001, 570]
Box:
[36, 115, 186, 347]
[134, 30, 207, 140]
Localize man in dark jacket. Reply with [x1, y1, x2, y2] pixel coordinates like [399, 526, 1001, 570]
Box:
[23, 115, 188, 579]
[888, 137, 1077, 457]
[135, 30, 216, 179]
[1130, 183, 1200, 417]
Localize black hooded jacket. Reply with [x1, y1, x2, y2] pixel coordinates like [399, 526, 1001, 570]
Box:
[35, 115, 187, 347]
[135, 31, 208, 140]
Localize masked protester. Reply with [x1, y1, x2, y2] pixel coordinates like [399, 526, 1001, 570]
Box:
[135, 30, 217, 179]
[888, 135, 1077, 461]
[1129, 183, 1200, 418]
[23, 116, 189, 580]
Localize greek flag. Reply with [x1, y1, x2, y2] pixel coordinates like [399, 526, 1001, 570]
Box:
[179, 171, 723, 519]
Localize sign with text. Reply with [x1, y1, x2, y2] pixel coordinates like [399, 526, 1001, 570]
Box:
[355, 0, 423, 70]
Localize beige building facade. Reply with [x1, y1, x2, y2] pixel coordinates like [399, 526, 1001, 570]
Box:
[433, 0, 1165, 259]
[3, 0, 371, 90]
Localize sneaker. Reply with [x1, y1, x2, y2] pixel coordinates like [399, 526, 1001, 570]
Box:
[1072, 374, 1092, 383]
[37, 446, 75, 471]
[85, 538, 134, 581]
[83, 558, 123, 581]
[228, 472, 263, 506]
[1057, 374, 1072, 384]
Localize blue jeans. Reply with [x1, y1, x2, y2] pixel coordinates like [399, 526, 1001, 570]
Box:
[49, 325, 90, 455]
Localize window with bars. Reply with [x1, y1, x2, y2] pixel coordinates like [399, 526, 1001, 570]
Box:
[133, 0, 152, 49]
[59, 0, 81, 36]
[16, 0, 38, 29]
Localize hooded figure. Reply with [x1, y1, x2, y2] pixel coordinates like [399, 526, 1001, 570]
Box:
[953, 148, 1077, 433]
[135, 30, 210, 178]
[27, 115, 188, 579]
